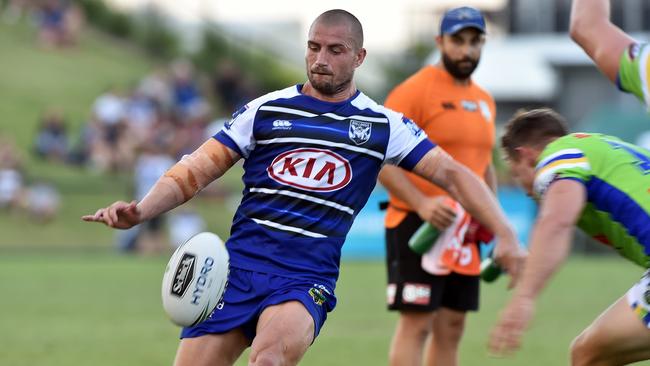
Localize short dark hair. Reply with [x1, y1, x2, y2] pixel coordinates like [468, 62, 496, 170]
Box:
[501, 108, 569, 159]
[312, 9, 364, 49]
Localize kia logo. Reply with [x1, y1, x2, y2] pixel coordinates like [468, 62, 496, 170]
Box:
[267, 148, 352, 192]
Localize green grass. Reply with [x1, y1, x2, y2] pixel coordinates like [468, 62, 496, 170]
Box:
[1, 255, 648, 366]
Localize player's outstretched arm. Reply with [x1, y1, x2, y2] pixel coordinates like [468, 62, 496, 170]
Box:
[82, 139, 240, 229]
[412, 147, 523, 285]
[489, 179, 586, 356]
[570, 0, 635, 83]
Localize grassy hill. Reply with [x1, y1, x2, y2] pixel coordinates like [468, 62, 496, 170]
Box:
[0, 21, 237, 248]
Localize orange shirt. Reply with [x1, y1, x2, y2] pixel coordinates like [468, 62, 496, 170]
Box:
[384, 65, 496, 228]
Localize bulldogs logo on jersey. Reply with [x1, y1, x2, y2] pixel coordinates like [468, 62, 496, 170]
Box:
[268, 148, 352, 192]
[348, 120, 372, 145]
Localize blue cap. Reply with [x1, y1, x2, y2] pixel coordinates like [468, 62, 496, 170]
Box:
[440, 6, 486, 35]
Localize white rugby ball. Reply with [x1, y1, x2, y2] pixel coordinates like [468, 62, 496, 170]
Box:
[161, 232, 229, 327]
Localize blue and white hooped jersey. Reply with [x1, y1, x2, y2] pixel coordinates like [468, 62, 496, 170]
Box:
[214, 85, 435, 287]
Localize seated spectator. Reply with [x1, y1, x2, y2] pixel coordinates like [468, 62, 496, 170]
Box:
[34, 109, 69, 162]
[21, 181, 60, 222]
[138, 66, 172, 111]
[0, 135, 24, 210]
[213, 60, 254, 112]
[168, 208, 206, 248]
[171, 59, 205, 119]
[124, 88, 159, 142]
[35, 0, 82, 48]
[117, 137, 175, 254]
[91, 88, 137, 172]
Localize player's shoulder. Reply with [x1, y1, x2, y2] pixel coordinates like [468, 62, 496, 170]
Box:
[539, 133, 606, 162]
[245, 85, 301, 111]
[353, 92, 403, 123]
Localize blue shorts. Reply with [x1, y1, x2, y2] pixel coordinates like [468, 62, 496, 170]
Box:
[180, 267, 337, 341]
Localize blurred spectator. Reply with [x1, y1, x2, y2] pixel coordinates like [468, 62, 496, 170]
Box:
[171, 59, 206, 119]
[124, 88, 159, 142]
[0, 135, 24, 210]
[117, 138, 175, 254]
[35, 0, 83, 48]
[172, 103, 211, 159]
[138, 66, 173, 111]
[21, 181, 60, 222]
[93, 86, 126, 126]
[168, 208, 206, 248]
[212, 60, 256, 112]
[90, 87, 136, 172]
[34, 108, 69, 162]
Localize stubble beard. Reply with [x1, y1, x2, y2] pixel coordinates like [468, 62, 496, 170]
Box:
[308, 71, 353, 96]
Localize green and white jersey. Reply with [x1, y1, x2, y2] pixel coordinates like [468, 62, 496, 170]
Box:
[534, 133, 650, 268]
[618, 42, 650, 108]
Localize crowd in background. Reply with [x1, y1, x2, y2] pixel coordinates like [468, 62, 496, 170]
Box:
[36, 59, 258, 173]
[0, 135, 61, 222]
[29, 57, 260, 254]
[0, 0, 269, 254]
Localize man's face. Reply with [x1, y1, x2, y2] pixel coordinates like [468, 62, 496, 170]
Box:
[506, 148, 538, 197]
[305, 21, 365, 96]
[437, 28, 485, 80]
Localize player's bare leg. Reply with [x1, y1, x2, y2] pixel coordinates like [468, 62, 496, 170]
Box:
[248, 301, 314, 366]
[173, 328, 249, 366]
[389, 311, 435, 366]
[425, 307, 466, 366]
[570, 295, 650, 366]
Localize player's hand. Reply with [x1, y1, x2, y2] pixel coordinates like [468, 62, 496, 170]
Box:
[493, 233, 527, 289]
[489, 295, 535, 357]
[415, 196, 457, 230]
[81, 200, 141, 229]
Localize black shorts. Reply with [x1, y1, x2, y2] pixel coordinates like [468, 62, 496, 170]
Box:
[385, 211, 479, 312]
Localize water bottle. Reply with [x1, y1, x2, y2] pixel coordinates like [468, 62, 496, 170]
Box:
[480, 257, 502, 283]
[408, 223, 440, 255]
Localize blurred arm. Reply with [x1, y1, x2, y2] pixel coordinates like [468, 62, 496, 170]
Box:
[137, 139, 240, 221]
[570, 0, 635, 82]
[378, 165, 428, 212]
[379, 162, 458, 229]
[488, 179, 586, 355]
[512, 179, 586, 301]
[484, 163, 497, 194]
[411, 147, 512, 240]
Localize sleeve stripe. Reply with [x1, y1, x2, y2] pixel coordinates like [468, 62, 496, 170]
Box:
[533, 161, 590, 197]
[213, 131, 245, 158]
[537, 153, 585, 169]
[397, 139, 436, 171]
[536, 148, 585, 169]
[536, 158, 589, 177]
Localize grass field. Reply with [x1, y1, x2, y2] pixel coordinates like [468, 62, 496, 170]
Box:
[2, 254, 649, 366]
